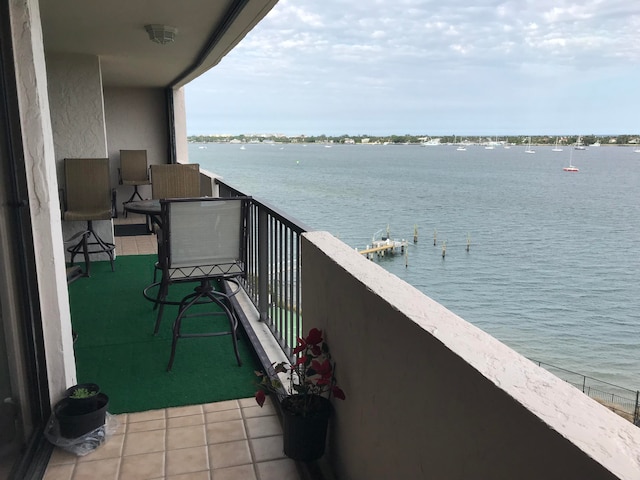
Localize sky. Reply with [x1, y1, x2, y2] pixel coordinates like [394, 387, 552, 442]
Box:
[184, 0, 640, 137]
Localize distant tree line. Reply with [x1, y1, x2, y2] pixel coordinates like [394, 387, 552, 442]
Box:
[188, 133, 640, 146]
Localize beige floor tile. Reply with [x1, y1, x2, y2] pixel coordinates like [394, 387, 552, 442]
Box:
[255, 458, 300, 480]
[168, 413, 205, 428]
[205, 409, 242, 424]
[242, 403, 275, 418]
[42, 463, 74, 480]
[237, 397, 259, 408]
[127, 418, 166, 433]
[77, 434, 124, 462]
[208, 440, 251, 469]
[166, 446, 209, 476]
[167, 405, 204, 418]
[206, 420, 246, 445]
[166, 471, 211, 480]
[211, 464, 257, 480]
[167, 424, 207, 450]
[119, 451, 165, 480]
[202, 400, 239, 413]
[47, 447, 78, 466]
[244, 415, 282, 438]
[111, 414, 127, 435]
[123, 429, 165, 456]
[72, 457, 120, 480]
[128, 409, 165, 423]
[249, 436, 285, 462]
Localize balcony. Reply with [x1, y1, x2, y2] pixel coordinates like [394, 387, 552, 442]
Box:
[46, 181, 640, 480]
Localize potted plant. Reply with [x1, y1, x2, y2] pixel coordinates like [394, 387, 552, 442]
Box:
[55, 383, 109, 439]
[64, 383, 100, 414]
[255, 328, 345, 461]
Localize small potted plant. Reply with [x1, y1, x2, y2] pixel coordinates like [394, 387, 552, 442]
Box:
[55, 383, 109, 439]
[255, 328, 345, 461]
[65, 383, 100, 413]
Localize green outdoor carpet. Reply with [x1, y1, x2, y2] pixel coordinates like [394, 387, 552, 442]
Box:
[68, 255, 260, 414]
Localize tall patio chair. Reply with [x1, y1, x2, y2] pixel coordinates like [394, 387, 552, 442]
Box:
[62, 158, 115, 276]
[119, 149, 150, 215]
[151, 196, 250, 371]
[148, 163, 201, 282]
[150, 163, 200, 200]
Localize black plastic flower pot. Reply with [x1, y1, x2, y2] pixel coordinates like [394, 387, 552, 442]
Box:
[64, 383, 101, 415]
[281, 395, 331, 462]
[55, 392, 109, 439]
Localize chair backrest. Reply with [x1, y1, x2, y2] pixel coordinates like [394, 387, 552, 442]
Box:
[151, 164, 200, 199]
[120, 150, 149, 183]
[161, 197, 250, 278]
[63, 158, 112, 220]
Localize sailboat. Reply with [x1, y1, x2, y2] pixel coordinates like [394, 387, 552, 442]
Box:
[524, 136, 535, 154]
[563, 149, 579, 172]
[552, 138, 563, 152]
[574, 135, 586, 150]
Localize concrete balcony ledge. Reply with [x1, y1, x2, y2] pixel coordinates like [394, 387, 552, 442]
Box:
[301, 231, 640, 480]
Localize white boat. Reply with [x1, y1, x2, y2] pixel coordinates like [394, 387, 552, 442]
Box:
[421, 137, 441, 146]
[552, 138, 563, 152]
[525, 137, 535, 154]
[456, 145, 467, 151]
[563, 150, 579, 172]
[591, 141, 601, 147]
[574, 136, 586, 150]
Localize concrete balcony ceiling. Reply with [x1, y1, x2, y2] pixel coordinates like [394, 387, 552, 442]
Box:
[40, 0, 278, 88]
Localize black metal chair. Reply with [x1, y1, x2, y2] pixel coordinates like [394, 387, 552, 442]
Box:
[151, 196, 251, 371]
[62, 158, 115, 276]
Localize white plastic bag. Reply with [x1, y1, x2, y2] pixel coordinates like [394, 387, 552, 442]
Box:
[45, 412, 119, 456]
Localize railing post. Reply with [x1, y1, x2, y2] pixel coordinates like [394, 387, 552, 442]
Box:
[258, 209, 269, 322]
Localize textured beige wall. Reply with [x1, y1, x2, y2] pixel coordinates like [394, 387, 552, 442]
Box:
[103, 86, 168, 209]
[10, 0, 77, 404]
[46, 52, 113, 258]
[302, 231, 640, 480]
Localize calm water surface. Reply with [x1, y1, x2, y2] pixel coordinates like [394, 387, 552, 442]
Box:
[191, 143, 640, 390]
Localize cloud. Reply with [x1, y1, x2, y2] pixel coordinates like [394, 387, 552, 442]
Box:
[185, 0, 640, 135]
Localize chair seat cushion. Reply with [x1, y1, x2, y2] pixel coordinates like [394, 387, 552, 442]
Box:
[64, 208, 112, 221]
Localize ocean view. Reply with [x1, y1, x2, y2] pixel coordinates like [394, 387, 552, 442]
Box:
[190, 142, 640, 392]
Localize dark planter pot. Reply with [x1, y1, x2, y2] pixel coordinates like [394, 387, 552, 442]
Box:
[281, 395, 331, 462]
[55, 392, 109, 439]
[64, 383, 101, 415]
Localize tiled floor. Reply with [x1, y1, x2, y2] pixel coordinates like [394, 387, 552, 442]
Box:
[113, 213, 158, 256]
[44, 397, 302, 480]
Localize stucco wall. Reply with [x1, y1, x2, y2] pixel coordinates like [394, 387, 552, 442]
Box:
[10, 0, 77, 403]
[46, 52, 113, 259]
[103, 87, 169, 211]
[301, 231, 640, 480]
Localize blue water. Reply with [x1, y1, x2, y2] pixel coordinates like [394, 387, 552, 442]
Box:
[190, 142, 640, 390]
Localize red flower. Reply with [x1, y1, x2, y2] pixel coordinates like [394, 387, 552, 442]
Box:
[332, 386, 346, 400]
[305, 328, 323, 346]
[311, 359, 332, 377]
[295, 355, 307, 366]
[292, 337, 306, 355]
[255, 389, 266, 407]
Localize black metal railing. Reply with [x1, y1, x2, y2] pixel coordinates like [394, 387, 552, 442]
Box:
[533, 359, 639, 425]
[217, 180, 310, 361]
